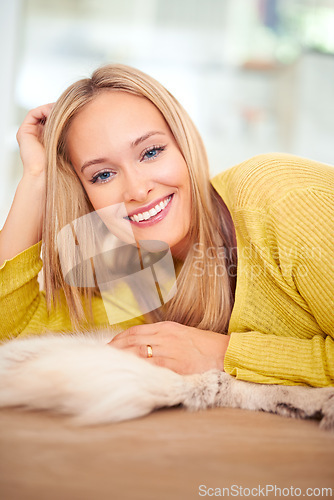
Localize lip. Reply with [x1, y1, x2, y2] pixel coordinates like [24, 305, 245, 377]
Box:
[126, 194, 173, 218]
[126, 194, 174, 228]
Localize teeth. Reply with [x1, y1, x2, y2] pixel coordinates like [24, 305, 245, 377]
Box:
[129, 196, 171, 222]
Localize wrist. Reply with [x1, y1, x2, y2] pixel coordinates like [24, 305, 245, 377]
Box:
[211, 332, 230, 372]
[19, 173, 46, 200]
[14, 175, 45, 233]
[220, 334, 230, 371]
[21, 170, 46, 185]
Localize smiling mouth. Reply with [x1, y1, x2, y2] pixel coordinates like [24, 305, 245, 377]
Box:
[126, 195, 173, 223]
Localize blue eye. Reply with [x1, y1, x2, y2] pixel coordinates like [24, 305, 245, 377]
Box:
[100, 172, 111, 180]
[145, 148, 158, 159]
[142, 145, 166, 161]
[90, 171, 113, 184]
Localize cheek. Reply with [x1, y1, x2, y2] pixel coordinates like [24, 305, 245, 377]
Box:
[159, 154, 190, 189]
[174, 161, 192, 205]
[83, 184, 120, 211]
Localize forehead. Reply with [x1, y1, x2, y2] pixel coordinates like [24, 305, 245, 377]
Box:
[70, 90, 166, 131]
[66, 90, 171, 165]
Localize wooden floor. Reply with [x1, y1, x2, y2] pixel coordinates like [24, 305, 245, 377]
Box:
[0, 406, 333, 500]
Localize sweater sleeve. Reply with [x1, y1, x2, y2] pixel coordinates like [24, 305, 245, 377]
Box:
[224, 187, 334, 387]
[0, 242, 147, 340]
[224, 333, 334, 386]
[0, 242, 75, 339]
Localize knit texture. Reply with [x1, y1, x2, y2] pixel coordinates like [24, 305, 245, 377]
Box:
[1, 153, 333, 386]
[0, 245, 144, 338]
[212, 153, 334, 386]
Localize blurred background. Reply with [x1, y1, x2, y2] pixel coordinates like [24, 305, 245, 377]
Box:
[1, 0, 334, 227]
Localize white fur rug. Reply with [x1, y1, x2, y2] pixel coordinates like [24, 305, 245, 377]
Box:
[0, 331, 333, 430]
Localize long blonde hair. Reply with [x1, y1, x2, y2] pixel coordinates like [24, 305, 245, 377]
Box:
[43, 64, 236, 332]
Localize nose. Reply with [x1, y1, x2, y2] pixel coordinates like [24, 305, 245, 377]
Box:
[122, 167, 153, 203]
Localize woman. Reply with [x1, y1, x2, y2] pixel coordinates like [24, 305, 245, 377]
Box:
[0, 64, 333, 385]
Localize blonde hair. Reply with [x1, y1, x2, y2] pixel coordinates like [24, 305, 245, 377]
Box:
[43, 64, 236, 332]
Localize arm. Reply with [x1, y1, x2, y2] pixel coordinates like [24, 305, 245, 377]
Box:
[224, 333, 334, 386]
[0, 241, 144, 340]
[0, 104, 53, 266]
[225, 187, 334, 387]
[0, 105, 73, 339]
[109, 185, 334, 383]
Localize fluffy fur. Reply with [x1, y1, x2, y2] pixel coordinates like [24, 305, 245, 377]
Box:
[0, 331, 333, 430]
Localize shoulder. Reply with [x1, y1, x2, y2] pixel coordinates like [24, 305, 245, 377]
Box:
[211, 153, 334, 212]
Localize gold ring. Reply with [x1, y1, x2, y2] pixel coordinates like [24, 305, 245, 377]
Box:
[147, 345, 153, 358]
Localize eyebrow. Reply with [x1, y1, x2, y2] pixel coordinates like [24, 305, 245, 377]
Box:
[131, 130, 166, 148]
[81, 158, 108, 172]
[80, 131, 166, 172]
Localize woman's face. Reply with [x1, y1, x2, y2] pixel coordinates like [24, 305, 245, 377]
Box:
[67, 91, 192, 259]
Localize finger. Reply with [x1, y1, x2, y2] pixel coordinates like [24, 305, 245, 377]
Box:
[23, 103, 55, 127]
[110, 323, 159, 342]
[17, 104, 55, 145]
[112, 343, 165, 360]
[110, 333, 158, 351]
[146, 356, 183, 373]
[31, 103, 55, 119]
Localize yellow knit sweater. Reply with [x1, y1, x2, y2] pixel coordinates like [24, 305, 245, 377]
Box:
[1, 153, 333, 386]
[212, 153, 334, 386]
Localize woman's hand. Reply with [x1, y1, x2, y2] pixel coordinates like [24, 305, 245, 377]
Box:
[16, 103, 54, 178]
[109, 321, 230, 375]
